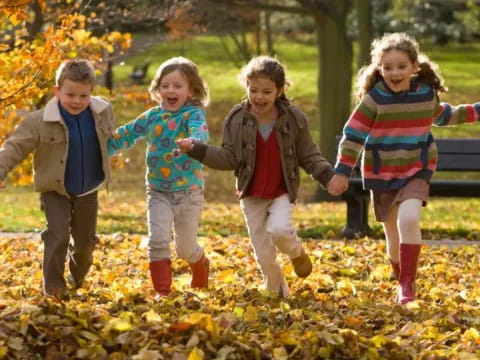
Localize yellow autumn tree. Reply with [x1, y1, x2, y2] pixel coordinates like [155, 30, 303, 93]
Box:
[0, 0, 131, 185]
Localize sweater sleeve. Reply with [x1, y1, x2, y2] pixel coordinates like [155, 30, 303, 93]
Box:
[433, 101, 480, 126]
[107, 110, 150, 156]
[188, 113, 238, 171]
[334, 95, 376, 177]
[187, 108, 209, 144]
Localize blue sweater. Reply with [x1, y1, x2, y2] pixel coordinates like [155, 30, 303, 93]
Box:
[59, 103, 104, 195]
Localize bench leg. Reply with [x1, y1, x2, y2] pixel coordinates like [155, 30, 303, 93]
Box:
[343, 194, 372, 239]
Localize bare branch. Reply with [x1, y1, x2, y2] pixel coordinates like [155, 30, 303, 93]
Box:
[204, 0, 313, 16]
[0, 71, 41, 102]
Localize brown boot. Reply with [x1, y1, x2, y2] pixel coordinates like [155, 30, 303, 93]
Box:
[149, 259, 172, 298]
[389, 259, 400, 280]
[189, 254, 209, 289]
[398, 244, 421, 304]
[45, 287, 66, 300]
[291, 248, 312, 278]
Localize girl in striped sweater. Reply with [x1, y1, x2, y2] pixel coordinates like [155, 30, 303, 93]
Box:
[329, 33, 480, 304]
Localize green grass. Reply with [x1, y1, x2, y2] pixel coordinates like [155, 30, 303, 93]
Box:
[114, 36, 321, 134]
[2, 186, 480, 240]
[2, 35, 480, 235]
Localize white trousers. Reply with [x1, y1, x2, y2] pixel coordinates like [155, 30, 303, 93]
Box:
[240, 193, 303, 297]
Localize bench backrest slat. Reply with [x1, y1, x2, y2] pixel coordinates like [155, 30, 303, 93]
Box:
[436, 139, 480, 171]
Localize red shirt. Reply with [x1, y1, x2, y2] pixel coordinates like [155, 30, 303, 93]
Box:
[246, 130, 287, 199]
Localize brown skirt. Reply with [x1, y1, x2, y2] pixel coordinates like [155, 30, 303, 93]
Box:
[371, 178, 430, 222]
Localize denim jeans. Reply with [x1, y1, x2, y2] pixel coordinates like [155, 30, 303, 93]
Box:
[146, 187, 204, 263]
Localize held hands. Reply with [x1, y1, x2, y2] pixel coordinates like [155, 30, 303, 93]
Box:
[175, 138, 195, 153]
[327, 174, 349, 196]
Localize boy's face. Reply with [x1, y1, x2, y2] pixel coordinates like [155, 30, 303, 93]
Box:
[54, 79, 92, 115]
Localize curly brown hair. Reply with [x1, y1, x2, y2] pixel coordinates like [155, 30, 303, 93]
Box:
[354, 32, 447, 102]
[238, 56, 292, 102]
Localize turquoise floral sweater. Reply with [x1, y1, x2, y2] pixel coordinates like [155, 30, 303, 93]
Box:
[107, 105, 209, 191]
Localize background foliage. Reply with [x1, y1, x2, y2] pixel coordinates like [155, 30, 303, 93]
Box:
[2, 1, 480, 357]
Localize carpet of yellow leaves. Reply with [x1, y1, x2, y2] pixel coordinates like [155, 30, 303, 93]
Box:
[1, 231, 480, 359]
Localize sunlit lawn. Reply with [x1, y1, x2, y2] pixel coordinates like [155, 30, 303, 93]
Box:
[1, 185, 480, 241]
[2, 36, 480, 238]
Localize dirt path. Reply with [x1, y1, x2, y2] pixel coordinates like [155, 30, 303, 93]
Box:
[115, 33, 164, 64]
[0, 232, 478, 247]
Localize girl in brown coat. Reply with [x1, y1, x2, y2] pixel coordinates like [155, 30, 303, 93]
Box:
[177, 56, 335, 297]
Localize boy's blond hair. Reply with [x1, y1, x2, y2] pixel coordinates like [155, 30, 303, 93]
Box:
[55, 59, 96, 88]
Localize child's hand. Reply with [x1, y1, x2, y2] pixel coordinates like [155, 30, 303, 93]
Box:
[175, 138, 195, 153]
[327, 174, 349, 196]
[0, 182, 5, 189]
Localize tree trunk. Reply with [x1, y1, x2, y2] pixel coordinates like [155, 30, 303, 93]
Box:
[240, 19, 251, 60]
[264, 10, 275, 55]
[26, 0, 43, 41]
[313, 1, 353, 200]
[255, 11, 262, 55]
[356, 0, 373, 69]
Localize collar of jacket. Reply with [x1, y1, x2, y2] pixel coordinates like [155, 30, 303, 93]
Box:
[42, 96, 110, 122]
[241, 99, 291, 129]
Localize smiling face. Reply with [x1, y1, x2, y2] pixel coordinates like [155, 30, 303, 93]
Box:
[158, 69, 192, 112]
[54, 79, 92, 115]
[247, 76, 283, 120]
[378, 49, 418, 92]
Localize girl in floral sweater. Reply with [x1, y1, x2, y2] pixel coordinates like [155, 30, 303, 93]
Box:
[329, 33, 480, 304]
[108, 57, 209, 299]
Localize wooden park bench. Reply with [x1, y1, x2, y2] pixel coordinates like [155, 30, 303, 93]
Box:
[129, 60, 151, 84]
[337, 138, 480, 239]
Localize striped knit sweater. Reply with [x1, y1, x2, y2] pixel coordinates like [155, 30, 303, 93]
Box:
[334, 79, 480, 191]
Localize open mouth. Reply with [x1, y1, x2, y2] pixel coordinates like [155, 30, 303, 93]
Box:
[391, 79, 403, 86]
[166, 97, 178, 106]
[253, 102, 267, 111]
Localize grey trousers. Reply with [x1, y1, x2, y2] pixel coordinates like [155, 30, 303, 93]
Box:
[146, 187, 204, 263]
[40, 191, 99, 293]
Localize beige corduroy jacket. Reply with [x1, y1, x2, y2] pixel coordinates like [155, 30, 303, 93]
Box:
[0, 96, 115, 196]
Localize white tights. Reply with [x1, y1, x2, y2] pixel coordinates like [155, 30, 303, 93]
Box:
[382, 199, 422, 263]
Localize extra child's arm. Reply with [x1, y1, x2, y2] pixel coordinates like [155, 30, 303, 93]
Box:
[187, 114, 239, 171]
[433, 102, 480, 126]
[0, 116, 39, 184]
[334, 95, 376, 177]
[106, 110, 149, 157]
[186, 108, 209, 144]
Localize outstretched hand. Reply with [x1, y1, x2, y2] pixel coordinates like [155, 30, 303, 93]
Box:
[175, 138, 195, 153]
[327, 174, 349, 196]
